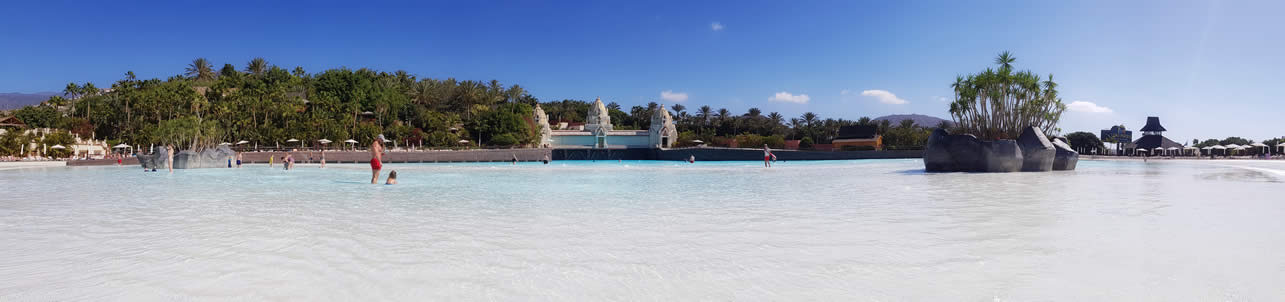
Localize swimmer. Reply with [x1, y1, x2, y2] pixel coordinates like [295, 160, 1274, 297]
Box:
[385, 170, 398, 185]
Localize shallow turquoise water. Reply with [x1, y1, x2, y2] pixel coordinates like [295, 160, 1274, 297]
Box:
[2, 159, 1284, 300]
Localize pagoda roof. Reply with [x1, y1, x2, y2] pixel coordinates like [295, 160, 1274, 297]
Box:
[1140, 116, 1166, 132]
[1127, 134, 1182, 150]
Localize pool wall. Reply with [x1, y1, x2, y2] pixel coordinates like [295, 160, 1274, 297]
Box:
[66, 148, 923, 166]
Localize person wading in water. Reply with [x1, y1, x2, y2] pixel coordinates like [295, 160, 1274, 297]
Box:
[370, 135, 386, 184]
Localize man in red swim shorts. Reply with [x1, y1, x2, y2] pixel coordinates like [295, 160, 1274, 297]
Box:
[370, 134, 386, 184]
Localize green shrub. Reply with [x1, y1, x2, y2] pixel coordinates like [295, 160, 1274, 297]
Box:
[490, 133, 519, 147]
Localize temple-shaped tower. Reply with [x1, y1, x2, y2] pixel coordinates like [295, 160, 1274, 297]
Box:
[584, 97, 613, 133]
[649, 104, 677, 148]
[533, 104, 552, 148]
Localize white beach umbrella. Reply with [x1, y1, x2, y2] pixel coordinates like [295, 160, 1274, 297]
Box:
[458, 140, 470, 144]
[235, 140, 249, 145]
[1212, 145, 1226, 149]
[1225, 143, 1241, 149]
[218, 142, 231, 145]
[344, 139, 358, 144]
[113, 144, 130, 148]
[318, 139, 332, 144]
[286, 139, 299, 143]
[51, 144, 66, 149]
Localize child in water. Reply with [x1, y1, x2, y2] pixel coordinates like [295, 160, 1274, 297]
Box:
[385, 170, 398, 185]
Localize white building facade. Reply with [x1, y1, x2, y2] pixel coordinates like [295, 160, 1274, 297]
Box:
[540, 98, 676, 149]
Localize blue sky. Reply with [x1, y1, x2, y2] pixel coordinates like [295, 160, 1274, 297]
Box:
[2, 0, 1282, 142]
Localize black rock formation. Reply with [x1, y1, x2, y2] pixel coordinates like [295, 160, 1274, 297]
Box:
[924, 128, 1077, 172]
[1016, 127, 1055, 172]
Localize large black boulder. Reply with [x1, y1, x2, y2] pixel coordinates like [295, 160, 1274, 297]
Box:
[946, 133, 985, 172]
[922, 127, 1077, 172]
[1016, 127, 1055, 172]
[982, 139, 1023, 172]
[1051, 139, 1079, 171]
[923, 128, 954, 172]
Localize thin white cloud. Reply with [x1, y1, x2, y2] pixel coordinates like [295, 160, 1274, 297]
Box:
[932, 96, 949, 102]
[840, 89, 852, 95]
[861, 89, 908, 105]
[769, 91, 809, 104]
[660, 90, 688, 102]
[710, 22, 724, 31]
[1067, 101, 1113, 113]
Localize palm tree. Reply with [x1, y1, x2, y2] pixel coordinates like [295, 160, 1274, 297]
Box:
[857, 116, 872, 125]
[245, 57, 268, 76]
[767, 112, 783, 125]
[63, 82, 80, 116]
[506, 84, 525, 104]
[994, 51, 1015, 71]
[292, 66, 307, 77]
[185, 58, 215, 81]
[671, 104, 686, 114]
[698, 106, 712, 124]
[81, 82, 98, 121]
[800, 112, 818, 127]
[717, 108, 730, 121]
[746, 107, 761, 117]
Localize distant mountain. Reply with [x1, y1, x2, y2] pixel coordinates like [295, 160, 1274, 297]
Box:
[0, 92, 57, 110]
[873, 114, 953, 128]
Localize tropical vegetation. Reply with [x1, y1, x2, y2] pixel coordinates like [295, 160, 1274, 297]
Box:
[2, 57, 939, 153]
[948, 52, 1066, 140]
[1065, 131, 1106, 154]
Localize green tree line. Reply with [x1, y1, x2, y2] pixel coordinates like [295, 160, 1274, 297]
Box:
[4, 57, 937, 152]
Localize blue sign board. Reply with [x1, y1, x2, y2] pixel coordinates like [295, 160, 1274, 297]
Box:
[1101, 126, 1132, 144]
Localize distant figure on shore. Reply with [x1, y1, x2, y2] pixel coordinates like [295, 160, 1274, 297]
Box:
[763, 144, 776, 167]
[269, 154, 274, 168]
[227, 156, 233, 168]
[512, 154, 519, 165]
[689, 155, 695, 164]
[370, 135, 385, 184]
[385, 170, 398, 185]
[320, 149, 326, 168]
[166, 144, 174, 173]
[542, 154, 550, 164]
[236, 153, 243, 168]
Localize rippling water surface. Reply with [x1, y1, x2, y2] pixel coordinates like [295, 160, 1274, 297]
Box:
[2, 159, 1284, 300]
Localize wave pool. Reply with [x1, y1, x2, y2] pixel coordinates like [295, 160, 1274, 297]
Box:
[2, 159, 1283, 300]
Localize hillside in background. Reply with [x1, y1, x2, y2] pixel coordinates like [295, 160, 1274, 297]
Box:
[873, 114, 953, 128]
[0, 92, 57, 110]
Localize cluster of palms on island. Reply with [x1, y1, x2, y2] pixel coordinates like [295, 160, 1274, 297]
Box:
[0, 57, 941, 157]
